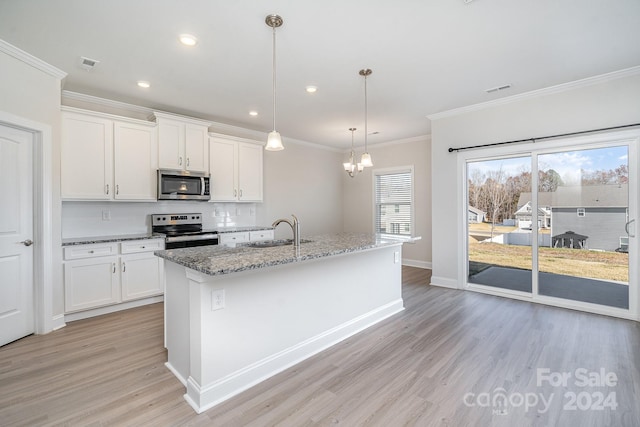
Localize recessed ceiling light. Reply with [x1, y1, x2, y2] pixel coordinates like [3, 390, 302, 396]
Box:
[249, 111, 258, 116]
[137, 81, 150, 88]
[305, 86, 318, 93]
[179, 34, 198, 46]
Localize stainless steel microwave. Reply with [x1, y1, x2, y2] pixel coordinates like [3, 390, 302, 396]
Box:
[157, 169, 210, 201]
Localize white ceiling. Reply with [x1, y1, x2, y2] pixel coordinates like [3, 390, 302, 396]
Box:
[1, 0, 639, 149]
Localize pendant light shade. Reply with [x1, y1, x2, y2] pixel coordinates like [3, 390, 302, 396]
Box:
[359, 68, 373, 167]
[266, 130, 283, 151]
[265, 14, 284, 151]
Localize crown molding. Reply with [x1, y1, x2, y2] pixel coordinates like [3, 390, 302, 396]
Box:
[62, 90, 154, 115]
[0, 39, 66, 79]
[62, 90, 341, 152]
[343, 134, 431, 153]
[428, 65, 640, 121]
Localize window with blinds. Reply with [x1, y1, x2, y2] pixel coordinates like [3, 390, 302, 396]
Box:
[374, 168, 413, 237]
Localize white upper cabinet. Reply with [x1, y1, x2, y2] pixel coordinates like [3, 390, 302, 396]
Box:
[209, 134, 263, 202]
[154, 112, 210, 172]
[237, 143, 263, 202]
[62, 112, 113, 200]
[61, 108, 157, 201]
[113, 122, 158, 200]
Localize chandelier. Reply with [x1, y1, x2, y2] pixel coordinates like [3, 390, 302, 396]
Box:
[343, 127, 363, 177]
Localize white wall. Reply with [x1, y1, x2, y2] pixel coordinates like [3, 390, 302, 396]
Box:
[0, 46, 64, 323]
[256, 141, 345, 239]
[430, 71, 640, 289]
[342, 136, 432, 267]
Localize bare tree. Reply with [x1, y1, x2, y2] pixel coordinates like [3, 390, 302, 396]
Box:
[484, 167, 509, 240]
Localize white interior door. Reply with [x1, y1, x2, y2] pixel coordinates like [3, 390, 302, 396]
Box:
[0, 124, 34, 346]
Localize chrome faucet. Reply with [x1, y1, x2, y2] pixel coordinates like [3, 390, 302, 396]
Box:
[272, 214, 300, 247]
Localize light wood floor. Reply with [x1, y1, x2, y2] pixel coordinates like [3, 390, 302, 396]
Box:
[1, 266, 639, 426]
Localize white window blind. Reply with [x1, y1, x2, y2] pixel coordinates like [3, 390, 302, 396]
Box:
[374, 168, 413, 236]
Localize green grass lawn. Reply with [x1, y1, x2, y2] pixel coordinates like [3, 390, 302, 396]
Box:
[469, 241, 628, 282]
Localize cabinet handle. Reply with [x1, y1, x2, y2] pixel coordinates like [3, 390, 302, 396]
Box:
[234, 189, 237, 197]
[88, 250, 94, 254]
[106, 184, 110, 195]
[122, 262, 126, 273]
[179, 156, 183, 166]
[112, 263, 116, 273]
[239, 189, 243, 198]
[141, 246, 146, 249]
[187, 157, 190, 167]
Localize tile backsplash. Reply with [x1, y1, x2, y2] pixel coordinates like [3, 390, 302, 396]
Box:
[62, 201, 257, 238]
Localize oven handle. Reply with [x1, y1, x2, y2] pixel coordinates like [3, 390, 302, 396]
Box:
[165, 233, 219, 243]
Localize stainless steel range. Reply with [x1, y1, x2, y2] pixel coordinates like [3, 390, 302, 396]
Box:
[152, 213, 218, 249]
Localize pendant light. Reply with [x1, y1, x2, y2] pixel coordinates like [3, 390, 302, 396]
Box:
[359, 68, 373, 167]
[343, 128, 363, 177]
[265, 14, 284, 151]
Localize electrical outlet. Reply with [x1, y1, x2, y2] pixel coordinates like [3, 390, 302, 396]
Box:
[394, 251, 400, 264]
[211, 289, 225, 311]
[102, 210, 111, 221]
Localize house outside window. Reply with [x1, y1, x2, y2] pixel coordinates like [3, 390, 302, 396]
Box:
[374, 166, 414, 237]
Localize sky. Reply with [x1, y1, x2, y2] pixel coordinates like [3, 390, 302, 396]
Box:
[467, 145, 629, 185]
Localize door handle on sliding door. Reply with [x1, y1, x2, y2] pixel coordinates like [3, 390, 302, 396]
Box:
[625, 219, 635, 237]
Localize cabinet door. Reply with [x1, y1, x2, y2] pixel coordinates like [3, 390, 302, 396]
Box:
[209, 137, 238, 201]
[114, 122, 158, 200]
[158, 118, 184, 170]
[61, 113, 113, 200]
[121, 252, 163, 301]
[185, 125, 208, 172]
[64, 256, 120, 312]
[238, 142, 263, 202]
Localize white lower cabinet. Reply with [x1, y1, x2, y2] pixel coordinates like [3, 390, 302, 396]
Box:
[121, 252, 163, 301]
[63, 239, 164, 314]
[64, 255, 120, 312]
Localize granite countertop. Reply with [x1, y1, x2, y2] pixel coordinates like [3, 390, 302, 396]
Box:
[62, 233, 163, 246]
[61, 226, 274, 246]
[154, 232, 420, 276]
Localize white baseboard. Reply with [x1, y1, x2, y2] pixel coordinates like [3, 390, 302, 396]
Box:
[64, 295, 164, 322]
[402, 259, 432, 269]
[184, 299, 405, 414]
[51, 314, 66, 331]
[165, 362, 187, 387]
[430, 276, 460, 289]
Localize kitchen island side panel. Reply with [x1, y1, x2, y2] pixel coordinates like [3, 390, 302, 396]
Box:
[165, 244, 404, 413]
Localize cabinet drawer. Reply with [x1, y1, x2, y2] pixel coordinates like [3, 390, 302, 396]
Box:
[249, 230, 274, 241]
[120, 239, 164, 254]
[219, 232, 250, 245]
[64, 243, 118, 260]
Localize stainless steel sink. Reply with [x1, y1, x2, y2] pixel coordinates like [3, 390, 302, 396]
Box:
[245, 238, 312, 248]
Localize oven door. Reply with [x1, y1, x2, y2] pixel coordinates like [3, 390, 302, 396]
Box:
[164, 233, 219, 249]
[158, 170, 210, 201]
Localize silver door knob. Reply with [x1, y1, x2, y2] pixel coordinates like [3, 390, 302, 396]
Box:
[21, 239, 33, 247]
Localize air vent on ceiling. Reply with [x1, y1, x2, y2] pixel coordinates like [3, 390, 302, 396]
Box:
[79, 56, 100, 71]
[485, 84, 511, 94]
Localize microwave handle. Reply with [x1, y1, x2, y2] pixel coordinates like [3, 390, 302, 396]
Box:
[201, 177, 206, 196]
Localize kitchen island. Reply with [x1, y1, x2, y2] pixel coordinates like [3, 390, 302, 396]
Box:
[155, 233, 417, 413]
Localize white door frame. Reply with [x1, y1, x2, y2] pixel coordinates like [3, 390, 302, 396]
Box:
[458, 128, 639, 321]
[0, 111, 54, 334]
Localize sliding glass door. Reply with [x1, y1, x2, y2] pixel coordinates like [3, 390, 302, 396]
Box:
[537, 146, 629, 309]
[467, 156, 532, 295]
[465, 137, 635, 317]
